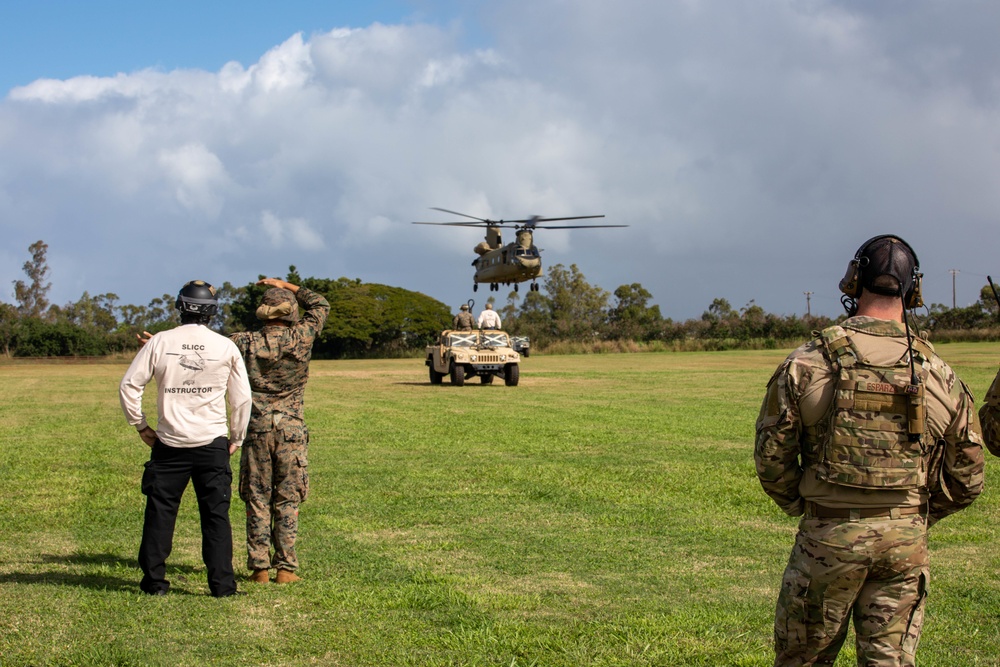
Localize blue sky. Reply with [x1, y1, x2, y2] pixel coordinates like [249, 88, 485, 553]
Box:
[0, 1, 461, 94]
[3, 1, 1000, 320]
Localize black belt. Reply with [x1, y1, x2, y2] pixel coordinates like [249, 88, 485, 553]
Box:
[805, 502, 927, 519]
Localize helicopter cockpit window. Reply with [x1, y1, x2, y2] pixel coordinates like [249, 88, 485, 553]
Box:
[481, 332, 509, 347]
[514, 248, 538, 257]
[448, 333, 478, 348]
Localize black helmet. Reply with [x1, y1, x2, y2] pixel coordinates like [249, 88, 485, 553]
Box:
[175, 280, 218, 316]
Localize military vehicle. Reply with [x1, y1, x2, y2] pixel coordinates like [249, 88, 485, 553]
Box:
[426, 329, 520, 386]
[511, 335, 530, 357]
[413, 208, 627, 293]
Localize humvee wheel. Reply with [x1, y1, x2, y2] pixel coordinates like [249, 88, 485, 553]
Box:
[481, 375, 494, 384]
[429, 364, 444, 385]
[504, 364, 519, 387]
[522, 349, 530, 358]
[450, 362, 466, 386]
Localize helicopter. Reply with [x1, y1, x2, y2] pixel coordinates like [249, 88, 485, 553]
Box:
[412, 207, 627, 292]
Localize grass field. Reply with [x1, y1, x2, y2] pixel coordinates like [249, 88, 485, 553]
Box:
[1, 345, 999, 666]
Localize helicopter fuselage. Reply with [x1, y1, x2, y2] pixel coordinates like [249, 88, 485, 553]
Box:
[472, 242, 542, 285]
[472, 229, 542, 290]
[412, 209, 618, 294]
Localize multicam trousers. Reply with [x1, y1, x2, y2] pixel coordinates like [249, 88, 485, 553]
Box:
[239, 423, 309, 572]
[773, 513, 928, 667]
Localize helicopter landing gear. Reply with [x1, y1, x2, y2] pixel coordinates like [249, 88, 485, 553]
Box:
[530, 282, 539, 292]
[514, 284, 519, 293]
[473, 284, 478, 292]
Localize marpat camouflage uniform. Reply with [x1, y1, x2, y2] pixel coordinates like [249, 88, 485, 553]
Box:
[755, 317, 984, 666]
[230, 287, 330, 572]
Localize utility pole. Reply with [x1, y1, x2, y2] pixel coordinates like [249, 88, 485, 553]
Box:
[803, 291, 813, 317]
[949, 269, 959, 309]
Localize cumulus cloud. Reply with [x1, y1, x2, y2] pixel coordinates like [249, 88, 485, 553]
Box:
[2, 0, 1000, 317]
[259, 210, 326, 250]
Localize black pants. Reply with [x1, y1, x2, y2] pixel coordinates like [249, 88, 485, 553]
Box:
[138, 437, 236, 596]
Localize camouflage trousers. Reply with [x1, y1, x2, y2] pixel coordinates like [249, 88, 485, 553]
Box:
[239, 424, 309, 572]
[773, 514, 928, 667]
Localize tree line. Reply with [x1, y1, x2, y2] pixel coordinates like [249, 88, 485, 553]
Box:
[3, 241, 999, 358]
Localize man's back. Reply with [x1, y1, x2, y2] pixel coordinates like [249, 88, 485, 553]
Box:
[120, 323, 250, 447]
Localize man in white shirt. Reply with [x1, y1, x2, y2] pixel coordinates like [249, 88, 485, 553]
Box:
[477, 302, 502, 330]
[120, 280, 252, 597]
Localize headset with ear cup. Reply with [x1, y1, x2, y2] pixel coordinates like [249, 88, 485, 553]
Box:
[838, 235, 923, 310]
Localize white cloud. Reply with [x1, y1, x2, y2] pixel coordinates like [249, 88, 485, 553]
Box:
[158, 143, 231, 218]
[259, 210, 326, 250]
[3, 1, 1000, 318]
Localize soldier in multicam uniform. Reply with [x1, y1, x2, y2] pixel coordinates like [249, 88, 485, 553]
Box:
[755, 235, 985, 667]
[453, 303, 475, 331]
[230, 278, 330, 584]
[979, 372, 1000, 457]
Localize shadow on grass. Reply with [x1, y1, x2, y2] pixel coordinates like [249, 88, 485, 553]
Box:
[0, 552, 202, 594]
[394, 382, 501, 387]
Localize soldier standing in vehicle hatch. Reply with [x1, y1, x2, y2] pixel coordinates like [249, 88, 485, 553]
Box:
[453, 303, 475, 330]
[230, 277, 330, 584]
[754, 235, 984, 666]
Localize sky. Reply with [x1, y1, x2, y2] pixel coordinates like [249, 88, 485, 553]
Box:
[3, 0, 1000, 322]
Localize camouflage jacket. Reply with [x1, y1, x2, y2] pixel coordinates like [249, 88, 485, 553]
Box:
[453, 311, 475, 330]
[230, 287, 330, 432]
[979, 371, 1000, 456]
[754, 316, 985, 525]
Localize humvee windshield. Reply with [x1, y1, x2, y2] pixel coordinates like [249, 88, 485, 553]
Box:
[481, 332, 510, 347]
[447, 333, 478, 347]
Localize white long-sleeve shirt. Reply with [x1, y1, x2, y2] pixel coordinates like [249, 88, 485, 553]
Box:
[120, 324, 252, 448]
[478, 309, 501, 329]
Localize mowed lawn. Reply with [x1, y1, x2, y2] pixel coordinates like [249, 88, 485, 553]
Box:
[1, 346, 999, 667]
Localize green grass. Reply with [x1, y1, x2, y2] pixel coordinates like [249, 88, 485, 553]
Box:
[1, 345, 999, 666]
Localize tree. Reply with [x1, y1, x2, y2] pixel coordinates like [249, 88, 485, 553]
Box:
[58, 292, 120, 332]
[543, 263, 610, 340]
[227, 269, 452, 358]
[0, 302, 16, 356]
[13, 240, 52, 319]
[608, 283, 662, 340]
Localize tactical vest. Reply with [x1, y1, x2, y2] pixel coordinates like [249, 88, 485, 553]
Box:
[809, 325, 933, 490]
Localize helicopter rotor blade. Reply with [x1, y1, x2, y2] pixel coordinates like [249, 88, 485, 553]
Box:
[412, 221, 489, 227]
[428, 207, 494, 223]
[528, 224, 629, 229]
[530, 215, 607, 223]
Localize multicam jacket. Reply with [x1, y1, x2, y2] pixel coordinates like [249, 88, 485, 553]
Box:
[230, 287, 330, 432]
[453, 311, 475, 330]
[754, 316, 985, 525]
[979, 372, 1000, 456]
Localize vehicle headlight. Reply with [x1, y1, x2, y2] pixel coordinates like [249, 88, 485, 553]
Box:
[470, 354, 478, 362]
[500, 355, 506, 362]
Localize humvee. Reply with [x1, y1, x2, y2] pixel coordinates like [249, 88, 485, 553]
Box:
[426, 329, 520, 386]
[511, 335, 530, 357]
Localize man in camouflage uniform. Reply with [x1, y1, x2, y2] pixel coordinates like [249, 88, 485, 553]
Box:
[979, 372, 1000, 457]
[453, 303, 475, 331]
[755, 235, 984, 666]
[230, 278, 330, 584]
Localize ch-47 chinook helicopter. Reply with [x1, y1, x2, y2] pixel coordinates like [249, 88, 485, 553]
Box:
[412, 207, 627, 292]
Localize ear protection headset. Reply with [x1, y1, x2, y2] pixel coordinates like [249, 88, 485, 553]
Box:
[839, 235, 923, 309]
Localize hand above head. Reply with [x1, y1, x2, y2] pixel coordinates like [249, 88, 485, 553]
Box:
[257, 278, 299, 292]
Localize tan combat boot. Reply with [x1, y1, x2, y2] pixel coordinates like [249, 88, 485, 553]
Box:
[250, 569, 270, 583]
[275, 569, 301, 584]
